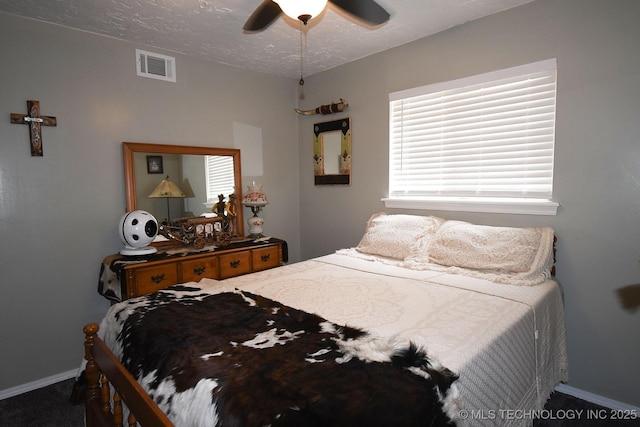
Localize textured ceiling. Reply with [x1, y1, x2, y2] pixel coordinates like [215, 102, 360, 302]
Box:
[0, 0, 534, 79]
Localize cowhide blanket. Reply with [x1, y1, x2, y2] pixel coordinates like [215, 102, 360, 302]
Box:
[108, 286, 461, 426]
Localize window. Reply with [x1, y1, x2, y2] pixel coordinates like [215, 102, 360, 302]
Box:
[385, 59, 559, 215]
[205, 155, 235, 203]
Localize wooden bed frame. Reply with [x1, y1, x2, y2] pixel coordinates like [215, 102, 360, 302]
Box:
[83, 323, 173, 427]
[83, 237, 557, 426]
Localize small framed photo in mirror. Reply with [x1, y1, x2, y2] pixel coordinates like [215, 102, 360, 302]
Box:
[146, 155, 163, 174]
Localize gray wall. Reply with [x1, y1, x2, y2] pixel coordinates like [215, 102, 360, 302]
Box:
[1, 0, 639, 410]
[0, 13, 300, 391]
[297, 0, 640, 407]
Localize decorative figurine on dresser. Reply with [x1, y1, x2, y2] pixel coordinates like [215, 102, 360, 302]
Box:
[99, 141, 287, 303]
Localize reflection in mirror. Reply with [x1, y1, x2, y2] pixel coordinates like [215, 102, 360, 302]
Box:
[313, 118, 351, 185]
[322, 132, 341, 175]
[123, 142, 244, 237]
[133, 153, 235, 223]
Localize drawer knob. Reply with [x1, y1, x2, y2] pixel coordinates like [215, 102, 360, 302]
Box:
[261, 254, 271, 262]
[229, 260, 241, 268]
[193, 267, 206, 275]
[150, 274, 165, 284]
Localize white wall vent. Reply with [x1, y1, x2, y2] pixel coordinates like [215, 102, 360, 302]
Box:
[136, 49, 176, 82]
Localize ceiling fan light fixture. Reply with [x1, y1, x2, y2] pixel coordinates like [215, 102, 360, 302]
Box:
[274, 0, 328, 24]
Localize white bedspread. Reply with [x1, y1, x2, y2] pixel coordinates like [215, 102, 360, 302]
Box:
[197, 252, 568, 427]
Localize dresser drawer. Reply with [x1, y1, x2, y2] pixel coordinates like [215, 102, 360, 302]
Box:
[180, 257, 219, 282]
[219, 251, 252, 279]
[132, 264, 179, 297]
[102, 239, 285, 301]
[252, 245, 280, 272]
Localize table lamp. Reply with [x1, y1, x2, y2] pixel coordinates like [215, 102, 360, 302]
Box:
[148, 175, 185, 224]
[242, 182, 269, 238]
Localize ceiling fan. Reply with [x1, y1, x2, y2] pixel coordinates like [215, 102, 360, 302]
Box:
[243, 0, 390, 31]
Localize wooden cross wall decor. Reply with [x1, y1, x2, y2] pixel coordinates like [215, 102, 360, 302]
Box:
[10, 100, 57, 156]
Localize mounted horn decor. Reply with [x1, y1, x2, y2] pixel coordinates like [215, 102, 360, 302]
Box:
[295, 99, 348, 116]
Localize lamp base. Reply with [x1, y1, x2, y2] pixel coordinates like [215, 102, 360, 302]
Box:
[247, 214, 265, 239]
[120, 246, 158, 256]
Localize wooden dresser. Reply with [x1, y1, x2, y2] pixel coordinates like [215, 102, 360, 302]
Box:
[99, 238, 286, 302]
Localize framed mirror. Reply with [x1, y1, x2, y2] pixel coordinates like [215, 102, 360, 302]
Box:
[123, 142, 244, 237]
[313, 118, 351, 185]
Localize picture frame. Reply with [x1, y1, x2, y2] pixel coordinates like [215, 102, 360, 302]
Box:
[146, 155, 163, 174]
[313, 117, 351, 185]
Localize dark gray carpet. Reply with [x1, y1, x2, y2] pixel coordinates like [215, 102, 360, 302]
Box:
[0, 379, 637, 426]
[0, 378, 83, 427]
[533, 392, 639, 427]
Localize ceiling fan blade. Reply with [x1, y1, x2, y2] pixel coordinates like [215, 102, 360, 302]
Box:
[329, 0, 390, 25]
[243, 0, 282, 32]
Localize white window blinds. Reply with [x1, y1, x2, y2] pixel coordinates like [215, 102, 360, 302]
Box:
[205, 155, 235, 202]
[389, 59, 557, 200]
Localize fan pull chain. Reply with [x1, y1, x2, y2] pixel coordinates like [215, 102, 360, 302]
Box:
[299, 21, 306, 86]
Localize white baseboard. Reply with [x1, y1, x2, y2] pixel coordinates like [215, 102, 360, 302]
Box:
[556, 384, 640, 412]
[0, 369, 77, 401]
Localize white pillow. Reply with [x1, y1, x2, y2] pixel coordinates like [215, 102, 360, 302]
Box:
[356, 213, 444, 259]
[427, 220, 549, 273]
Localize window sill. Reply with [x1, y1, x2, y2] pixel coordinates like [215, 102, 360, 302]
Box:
[381, 197, 559, 216]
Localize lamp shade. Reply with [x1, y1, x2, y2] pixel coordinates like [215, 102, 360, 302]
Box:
[274, 0, 328, 22]
[148, 176, 186, 198]
[242, 183, 268, 206]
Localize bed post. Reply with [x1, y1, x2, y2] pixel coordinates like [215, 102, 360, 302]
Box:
[551, 235, 557, 276]
[83, 323, 101, 427]
[82, 322, 174, 426]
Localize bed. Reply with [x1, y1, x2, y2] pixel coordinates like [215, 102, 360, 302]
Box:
[81, 213, 568, 426]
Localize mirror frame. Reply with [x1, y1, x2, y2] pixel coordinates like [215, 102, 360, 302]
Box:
[313, 117, 351, 185]
[123, 141, 244, 237]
